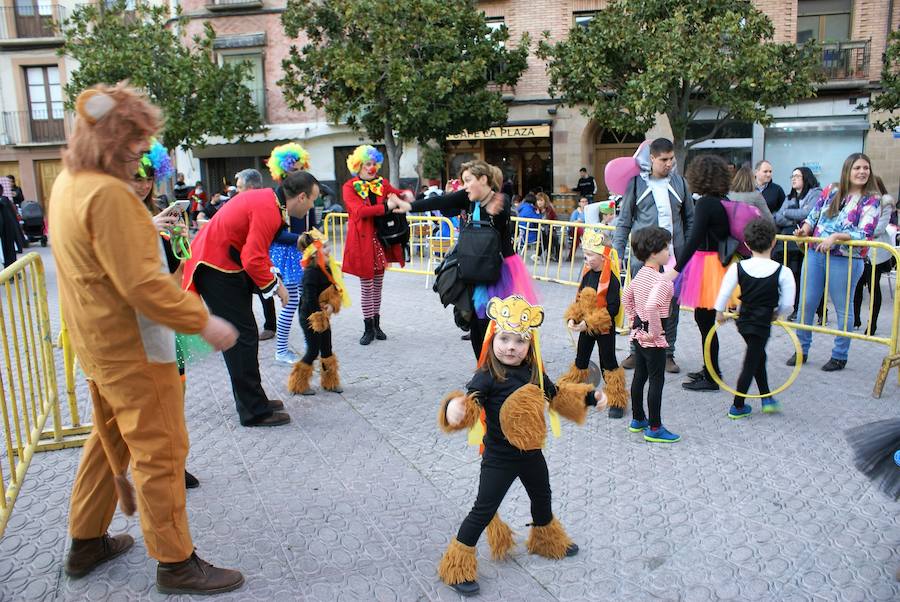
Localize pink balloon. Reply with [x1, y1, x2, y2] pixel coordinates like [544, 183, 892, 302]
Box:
[604, 156, 640, 196]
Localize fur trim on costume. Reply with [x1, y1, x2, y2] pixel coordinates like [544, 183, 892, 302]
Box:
[320, 355, 342, 391]
[288, 360, 314, 394]
[602, 367, 628, 410]
[576, 288, 611, 335]
[563, 299, 584, 325]
[308, 311, 330, 333]
[549, 383, 594, 425]
[319, 286, 343, 315]
[526, 517, 573, 559]
[438, 391, 480, 433]
[486, 514, 515, 561]
[437, 539, 478, 585]
[558, 363, 590, 385]
[499, 384, 546, 451]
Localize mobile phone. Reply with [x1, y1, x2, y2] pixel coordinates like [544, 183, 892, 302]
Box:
[167, 200, 191, 214]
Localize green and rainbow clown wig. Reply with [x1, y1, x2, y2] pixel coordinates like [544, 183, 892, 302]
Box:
[267, 142, 310, 182]
[346, 144, 383, 176]
[137, 138, 174, 183]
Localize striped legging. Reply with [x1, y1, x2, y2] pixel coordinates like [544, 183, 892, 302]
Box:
[276, 282, 301, 355]
[359, 272, 384, 319]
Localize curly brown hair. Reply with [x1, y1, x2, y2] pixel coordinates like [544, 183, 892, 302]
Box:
[686, 155, 731, 197]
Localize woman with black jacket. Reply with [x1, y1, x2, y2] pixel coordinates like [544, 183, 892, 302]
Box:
[404, 160, 537, 359]
[669, 155, 734, 392]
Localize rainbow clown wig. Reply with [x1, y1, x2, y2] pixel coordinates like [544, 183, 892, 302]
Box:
[346, 145, 383, 176]
[267, 142, 311, 182]
[137, 138, 174, 183]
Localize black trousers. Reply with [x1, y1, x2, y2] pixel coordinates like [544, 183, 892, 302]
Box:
[734, 331, 770, 408]
[299, 313, 333, 364]
[853, 257, 895, 334]
[575, 332, 618, 372]
[469, 317, 490, 360]
[193, 266, 272, 425]
[694, 308, 720, 378]
[631, 345, 665, 428]
[259, 293, 276, 331]
[456, 452, 553, 547]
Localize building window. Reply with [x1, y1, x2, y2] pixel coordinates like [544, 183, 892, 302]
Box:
[574, 11, 597, 28]
[24, 65, 66, 142]
[797, 0, 851, 43]
[485, 18, 505, 47]
[221, 52, 266, 120]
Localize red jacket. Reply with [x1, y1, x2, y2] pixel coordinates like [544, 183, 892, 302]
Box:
[182, 188, 285, 295]
[341, 176, 407, 279]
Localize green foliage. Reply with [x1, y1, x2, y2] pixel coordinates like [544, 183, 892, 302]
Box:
[279, 0, 529, 181]
[869, 29, 900, 132]
[420, 144, 445, 179]
[537, 0, 823, 159]
[59, 1, 265, 150]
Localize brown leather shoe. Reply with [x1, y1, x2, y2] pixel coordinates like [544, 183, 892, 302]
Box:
[621, 354, 636, 369]
[258, 329, 275, 341]
[245, 411, 290, 427]
[157, 552, 244, 595]
[266, 399, 285, 411]
[65, 533, 135, 578]
[665, 357, 681, 374]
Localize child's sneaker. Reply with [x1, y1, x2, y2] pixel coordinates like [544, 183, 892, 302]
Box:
[628, 419, 650, 432]
[644, 426, 681, 443]
[761, 398, 781, 413]
[728, 404, 752, 420]
[274, 350, 300, 365]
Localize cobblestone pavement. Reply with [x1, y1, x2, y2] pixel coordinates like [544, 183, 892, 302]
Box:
[2, 246, 900, 601]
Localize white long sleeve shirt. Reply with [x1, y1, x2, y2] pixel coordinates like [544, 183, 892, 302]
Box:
[714, 256, 795, 318]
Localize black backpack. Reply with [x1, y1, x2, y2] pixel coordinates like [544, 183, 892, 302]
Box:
[374, 211, 410, 248]
[456, 203, 502, 283]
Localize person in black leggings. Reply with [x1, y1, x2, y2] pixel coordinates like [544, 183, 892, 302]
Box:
[287, 231, 345, 395]
[670, 156, 734, 392]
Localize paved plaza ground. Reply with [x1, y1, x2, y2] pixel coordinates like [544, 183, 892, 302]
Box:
[2, 245, 900, 601]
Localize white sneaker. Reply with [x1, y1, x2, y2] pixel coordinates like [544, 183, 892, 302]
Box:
[274, 350, 300, 365]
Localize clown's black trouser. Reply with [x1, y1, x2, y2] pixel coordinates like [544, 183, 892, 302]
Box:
[456, 450, 552, 546]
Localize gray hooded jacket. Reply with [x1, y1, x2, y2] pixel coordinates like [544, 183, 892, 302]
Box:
[612, 144, 694, 268]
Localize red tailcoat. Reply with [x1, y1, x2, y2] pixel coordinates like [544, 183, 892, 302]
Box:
[182, 188, 285, 295]
[341, 176, 408, 279]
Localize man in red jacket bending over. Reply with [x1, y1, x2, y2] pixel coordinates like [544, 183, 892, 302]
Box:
[184, 170, 319, 427]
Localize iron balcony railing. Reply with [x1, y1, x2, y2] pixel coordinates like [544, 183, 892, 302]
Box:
[0, 4, 66, 41]
[819, 39, 870, 82]
[1, 110, 71, 145]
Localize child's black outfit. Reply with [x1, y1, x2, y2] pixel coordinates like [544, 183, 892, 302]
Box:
[732, 264, 781, 408]
[715, 256, 794, 410]
[287, 261, 343, 394]
[560, 269, 628, 416]
[437, 362, 597, 593]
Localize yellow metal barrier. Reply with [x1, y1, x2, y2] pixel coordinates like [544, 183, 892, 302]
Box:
[322, 212, 456, 285]
[511, 216, 616, 286]
[0, 253, 58, 537]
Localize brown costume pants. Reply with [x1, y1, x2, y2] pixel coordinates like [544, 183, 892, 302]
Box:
[68, 361, 194, 563]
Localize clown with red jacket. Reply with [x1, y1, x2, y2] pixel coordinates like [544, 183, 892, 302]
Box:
[341, 144, 414, 345]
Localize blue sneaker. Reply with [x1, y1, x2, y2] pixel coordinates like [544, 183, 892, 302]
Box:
[644, 426, 681, 443]
[728, 404, 752, 420]
[628, 419, 650, 432]
[761, 398, 781, 414]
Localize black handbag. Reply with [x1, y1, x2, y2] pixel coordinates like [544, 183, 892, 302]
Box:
[456, 203, 502, 283]
[717, 234, 740, 266]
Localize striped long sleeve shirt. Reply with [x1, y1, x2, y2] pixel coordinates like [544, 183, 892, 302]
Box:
[623, 266, 674, 348]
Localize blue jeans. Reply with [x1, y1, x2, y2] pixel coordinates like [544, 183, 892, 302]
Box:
[797, 250, 863, 361]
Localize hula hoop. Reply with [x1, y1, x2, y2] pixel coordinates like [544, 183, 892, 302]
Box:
[703, 318, 802, 399]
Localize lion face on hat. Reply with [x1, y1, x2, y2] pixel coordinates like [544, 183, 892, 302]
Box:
[486, 295, 544, 336]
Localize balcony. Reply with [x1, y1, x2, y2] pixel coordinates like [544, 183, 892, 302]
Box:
[0, 4, 66, 46]
[818, 39, 870, 84]
[206, 0, 263, 12]
[1, 110, 71, 146]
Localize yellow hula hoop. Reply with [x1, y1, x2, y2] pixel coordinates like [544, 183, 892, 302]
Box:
[702, 318, 803, 399]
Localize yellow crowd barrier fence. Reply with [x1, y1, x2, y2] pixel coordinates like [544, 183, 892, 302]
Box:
[322, 212, 456, 286]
